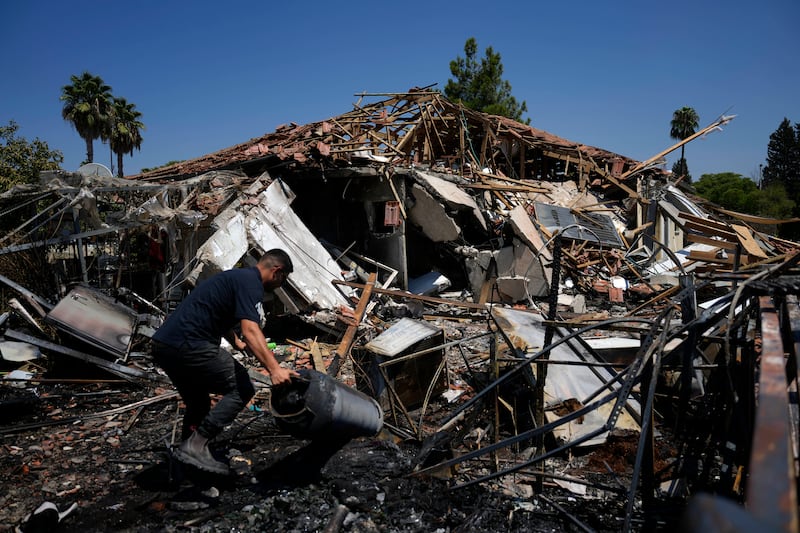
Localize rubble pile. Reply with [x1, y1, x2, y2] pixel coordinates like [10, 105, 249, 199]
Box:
[2, 89, 799, 531]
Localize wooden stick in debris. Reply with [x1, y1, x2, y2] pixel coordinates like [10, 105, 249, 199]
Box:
[285, 338, 309, 351]
[629, 222, 653, 236]
[330, 272, 378, 376]
[712, 205, 800, 224]
[310, 338, 326, 372]
[478, 276, 496, 305]
[625, 285, 681, 317]
[584, 157, 642, 201]
[332, 279, 488, 311]
[0, 390, 179, 436]
[474, 170, 548, 191]
[467, 182, 547, 193]
[685, 233, 738, 250]
[123, 405, 146, 433]
[620, 114, 735, 181]
[739, 253, 793, 271]
[491, 189, 514, 210]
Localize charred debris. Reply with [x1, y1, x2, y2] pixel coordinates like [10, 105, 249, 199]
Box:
[1, 89, 799, 531]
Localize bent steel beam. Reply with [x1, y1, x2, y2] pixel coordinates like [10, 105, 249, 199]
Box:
[748, 296, 798, 532]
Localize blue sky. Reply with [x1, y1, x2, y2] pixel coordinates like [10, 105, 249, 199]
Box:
[2, 1, 798, 181]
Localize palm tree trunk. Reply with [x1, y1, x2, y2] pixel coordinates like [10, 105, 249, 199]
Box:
[85, 137, 94, 163]
[117, 152, 124, 178]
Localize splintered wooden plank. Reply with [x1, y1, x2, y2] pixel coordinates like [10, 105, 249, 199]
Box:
[679, 212, 735, 233]
[683, 221, 739, 242]
[685, 233, 738, 250]
[332, 279, 487, 310]
[310, 339, 326, 372]
[586, 157, 642, 200]
[334, 272, 378, 360]
[687, 250, 749, 265]
[731, 224, 768, 259]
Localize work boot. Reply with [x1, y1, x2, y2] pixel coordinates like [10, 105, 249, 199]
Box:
[173, 431, 230, 475]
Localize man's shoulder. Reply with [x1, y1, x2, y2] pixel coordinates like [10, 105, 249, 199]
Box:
[225, 266, 259, 280]
[222, 267, 262, 290]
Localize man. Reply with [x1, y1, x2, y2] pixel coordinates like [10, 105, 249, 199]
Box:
[151, 248, 299, 474]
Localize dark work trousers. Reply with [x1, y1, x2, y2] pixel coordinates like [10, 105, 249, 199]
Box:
[152, 340, 255, 441]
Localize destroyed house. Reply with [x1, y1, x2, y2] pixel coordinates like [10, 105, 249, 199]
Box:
[121, 89, 677, 305]
[3, 88, 800, 531]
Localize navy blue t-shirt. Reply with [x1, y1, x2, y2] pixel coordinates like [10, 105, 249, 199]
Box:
[153, 267, 265, 350]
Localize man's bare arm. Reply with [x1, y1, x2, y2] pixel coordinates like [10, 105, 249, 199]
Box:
[240, 319, 297, 385]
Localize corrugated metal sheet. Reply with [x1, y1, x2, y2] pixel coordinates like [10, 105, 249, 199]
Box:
[534, 202, 624, 248]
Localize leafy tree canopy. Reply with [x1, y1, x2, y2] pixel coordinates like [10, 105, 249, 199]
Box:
[60, 72, 146, 177]
[761, 117, 800, 196]
[670, 107, 699, 142]
[756, 183, 797, 222]
[60, 71, 113, 164]
[445, 38, 529, 123]
[109, 97, 145, 177]
[694, 172, 794, 220]
[694, 172, 759, 214]
[0, 121, 63, 192]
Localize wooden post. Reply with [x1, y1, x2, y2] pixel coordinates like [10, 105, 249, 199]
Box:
[330, 272, 377, 377]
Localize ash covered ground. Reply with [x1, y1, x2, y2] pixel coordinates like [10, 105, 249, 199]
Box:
[1, 316, 684, 532]
[1, 382, 639, 532]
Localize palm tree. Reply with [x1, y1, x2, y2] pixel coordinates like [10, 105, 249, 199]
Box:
[60, 72, 113, 164]
[109, 97, 144, 178]
[669, 107, 699, 173]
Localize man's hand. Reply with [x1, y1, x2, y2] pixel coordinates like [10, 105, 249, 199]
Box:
[239, 319, 299, 386]
[269, 365, 298, 386]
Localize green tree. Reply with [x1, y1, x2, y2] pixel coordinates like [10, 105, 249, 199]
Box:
[761, 118, 800, 197]
[669, 107, 699, 181]
[694, 172, 795, 222]
[109, 97, 144, 178]
[755, 183, 796, 221]
[60, 71, 113, 164]
[0, 120, 63, 191]
[671, 158, 691, 183]
[445, 37, 528, 123]
[694, 172, 759, 213]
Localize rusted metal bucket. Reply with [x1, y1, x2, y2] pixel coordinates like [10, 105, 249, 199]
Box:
[269, 369, 383, 440]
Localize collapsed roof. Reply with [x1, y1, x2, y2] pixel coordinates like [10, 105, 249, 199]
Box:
[131, 88, 649, 191]
[3, 89, 800, 530]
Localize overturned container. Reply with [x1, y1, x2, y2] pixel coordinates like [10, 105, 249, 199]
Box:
[269, 369, 383, 440]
